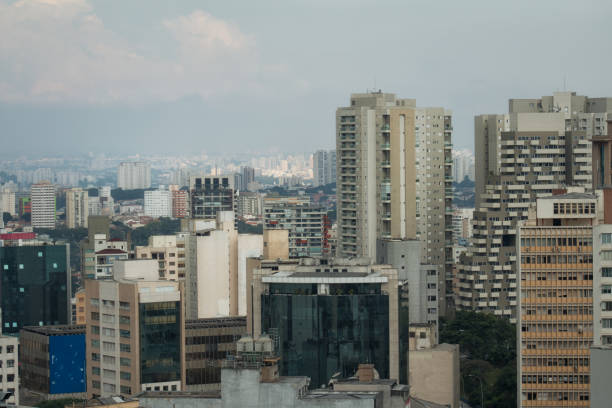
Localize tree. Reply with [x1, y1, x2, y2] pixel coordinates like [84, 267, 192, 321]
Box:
[2, 212, 11, 224]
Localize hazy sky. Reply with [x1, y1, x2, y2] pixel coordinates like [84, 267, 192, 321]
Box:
[2, 0, 612, 156]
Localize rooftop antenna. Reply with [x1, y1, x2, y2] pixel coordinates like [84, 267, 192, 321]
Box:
[563, 74, 567, 92]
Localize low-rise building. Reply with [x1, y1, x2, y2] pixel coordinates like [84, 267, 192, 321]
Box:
[0, 333, 18, 406]
[20, 325, 85, 404]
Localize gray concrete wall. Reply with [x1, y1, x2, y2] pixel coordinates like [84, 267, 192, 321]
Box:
[590, 347, 612, 408]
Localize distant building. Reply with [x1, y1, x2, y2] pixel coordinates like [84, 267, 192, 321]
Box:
[135, 234, 186, 280]
[31, 181, 56, 229]
[80, 216, 111, 281]
[263, 196, 327, 258]
[144, 189, 172, 218]
[66, 187, 89, 228]
[170, 186, 189, 219]
[0, 191, 16, 217]
[250, 257, 405, 387]
[190, 175, 236, 221]
[0, 243, 70, 334]
[117, 162, 151, 190]
[20, 325, 86, 403]
[240, 166, 255, 191]
[313, 150, 336, 187]
[236, 191, 262, 218]
[85, 260, 185, 398]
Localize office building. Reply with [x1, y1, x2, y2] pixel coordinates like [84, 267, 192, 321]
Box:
[31, 181, 56, 229]
[135, 235, 186, 280]
[518, 193, 596, 406]
[20, 325, 85, 403]
[250, 257, 404, 388]
[0, 243, 70, 334]
[335, 92, 453, 315]
[184, 316, 246, 391]
[144, 189, 172, 218]
[0, 333, 19, 405]
[117, 162, 151, 190]
[452, 149, 475, 182]
[80, 216, 111, 281]
[170, 186, 189, 218]
[190, 175, 236, 220]
[458, 92, 611, 320]
[66, 187, 89, 229]
[263, 196, 328, 258]
[85, 260, 185, 398]
[313, 149, 336, 187]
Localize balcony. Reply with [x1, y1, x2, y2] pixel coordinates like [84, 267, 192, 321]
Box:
[381, 161, 391, 167]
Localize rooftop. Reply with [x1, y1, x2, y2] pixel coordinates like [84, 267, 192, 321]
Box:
[186, 316, 246, 330]
[21, 324, 85, 336]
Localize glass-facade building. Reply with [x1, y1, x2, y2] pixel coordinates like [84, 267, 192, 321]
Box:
[139, 301, 181, 384]
[262, 283, 390, 388]
[0, 245, 70, 334]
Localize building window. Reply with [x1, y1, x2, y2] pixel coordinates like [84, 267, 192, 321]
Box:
[103, 369, 115, 379]
[603, 268, 612, 278]
[120, 357, 131, 367]
[119, 316, 130, 325]
[92, 367, 100, 376]
[120, 343, 131, 353]
[91, 325, 100, 334]
[6, 360, 14, 368]
[120, 329, 130, 338]
[120, 386, 131, 394]
[92, 380, 100, 389]
[119, 302, 130, 311]
[7, 374, 14, 382]
[120, 371, 131, 380]
[602, 234, 612, 244]
[91, 339, 100, 348]
[602, 285, 612, 295]
[92, 353, 100, 362]
[6, 346, 14, 354]
[91, 298, 99, 307]
[103, 383, 116, 393]
[102, 355, 115, 364]
[91, 312, 100, 321]
[102, 328, 115, 337]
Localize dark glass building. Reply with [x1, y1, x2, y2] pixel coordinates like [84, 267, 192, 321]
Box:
[0, 244, 70, 334]
[190, 176, 235, 220]
[253, 258, 403, 389]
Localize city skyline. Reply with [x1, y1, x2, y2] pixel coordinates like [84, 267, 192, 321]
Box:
[2, 0, 612, 156]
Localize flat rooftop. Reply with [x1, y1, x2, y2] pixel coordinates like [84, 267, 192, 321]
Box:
[21, 325, 85, 336]
[186, 316, 247, 330]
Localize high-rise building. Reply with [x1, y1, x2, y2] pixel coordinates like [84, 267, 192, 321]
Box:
[250, 257, 405, 387]
[0, 243, 70, 334]
[66, 187, 89, 229]
[190, 175, 236, 220]
[518, 192, 596, 407]
[85, 260, 185, 398]
[117, 162, 151, 190]
[170, 185, 189, 219]
[240, 166, 255, 191]
[0, 191, 16, 217]
[263, 196, 327, 258]
[313, 150, 336, 187]
[458, 92, 611, 320]
[135, 235, 186, 280]
[592, 189, 612, 348]
[144, 189, 172, 218]
[30, 181, 56, 229]
[335, 92, 453, 315]
[236, 191, 262, 218]
[20, 325, 85, 402]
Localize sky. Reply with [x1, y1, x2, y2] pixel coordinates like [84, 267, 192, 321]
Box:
[1, 0, 612, 157]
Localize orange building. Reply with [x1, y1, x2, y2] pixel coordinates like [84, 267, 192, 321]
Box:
[518, 192, 596, 407]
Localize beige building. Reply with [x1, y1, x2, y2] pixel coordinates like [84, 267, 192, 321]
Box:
[458, 92, 612, 321]
[135, 234, 186, 280]
[85, 260, 185, 398]
[518, 192, 598, 406]
[335, 92, 453, 315]
[0, 334, 19, 405]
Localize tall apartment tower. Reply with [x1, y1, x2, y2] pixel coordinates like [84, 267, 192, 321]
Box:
[144, 189, 172, 218]
[518, 193, 596, 407]
[66, 188, 89, 229]
[30, 181, 56, 229]
[313, 150, 336, 187]
[335, 92, 453, 314]
[240, 166, 255, 191]
[117, 162, 151, 190]
[458, 92, 612, 321]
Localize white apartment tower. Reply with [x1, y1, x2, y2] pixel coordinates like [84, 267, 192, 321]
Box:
[458, 91, 612, 321]
[335, 92, 453, 314]
[66, 187, 89, 228]
[117, 162, 151, 190]
[30, 181, 56, 229]
[313, 150, 336, 187]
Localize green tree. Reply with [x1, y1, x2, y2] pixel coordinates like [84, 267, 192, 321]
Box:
[2, 212, 11, 224]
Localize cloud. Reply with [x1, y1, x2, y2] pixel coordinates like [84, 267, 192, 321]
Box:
[0, 0, 292, 103]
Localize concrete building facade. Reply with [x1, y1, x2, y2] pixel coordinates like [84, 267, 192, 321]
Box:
[144, 189, 172, 218]
[458, 92, 611, 320]
[335, 92, 453, 315]
[190, 176, 236, 221]
[517, 193, 596, 407]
